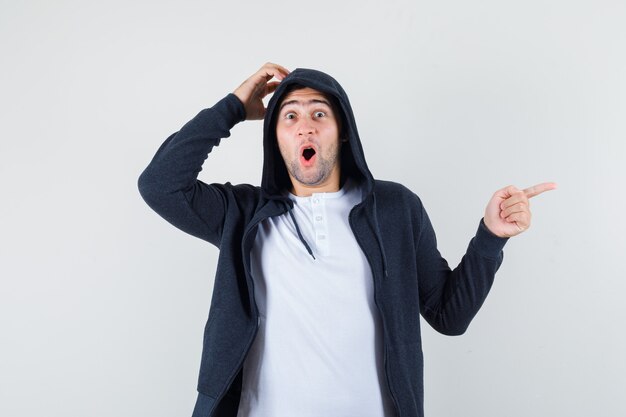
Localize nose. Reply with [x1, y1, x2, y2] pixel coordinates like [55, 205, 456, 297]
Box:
[297, 118, 315, 137]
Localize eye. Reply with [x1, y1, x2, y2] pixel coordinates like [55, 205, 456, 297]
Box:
[314, 111, 326, 118]
[284, 112, 296, 120]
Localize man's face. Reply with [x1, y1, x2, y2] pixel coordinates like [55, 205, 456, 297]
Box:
[275, 87, 342, 192]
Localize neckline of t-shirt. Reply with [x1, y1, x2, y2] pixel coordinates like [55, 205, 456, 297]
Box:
[287, 178, 353, 202]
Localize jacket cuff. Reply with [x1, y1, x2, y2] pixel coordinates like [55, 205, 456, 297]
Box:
[471, 218, 509, 259]
[192, 93, 246, 134]
[211, 93, 246, 127]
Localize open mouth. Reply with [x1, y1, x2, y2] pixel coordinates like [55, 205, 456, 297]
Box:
[302, 147, 316, 161]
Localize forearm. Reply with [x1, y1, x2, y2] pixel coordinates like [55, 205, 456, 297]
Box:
[138, 93, 245, 195]
[419, 218, 509, 335]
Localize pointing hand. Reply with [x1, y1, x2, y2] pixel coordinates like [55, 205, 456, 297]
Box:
[484, 182, 557, 238]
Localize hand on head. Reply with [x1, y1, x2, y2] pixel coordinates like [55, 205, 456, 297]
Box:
[233, 62, 290, 120]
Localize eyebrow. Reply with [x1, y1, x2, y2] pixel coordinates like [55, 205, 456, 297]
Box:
[279, 98, 332, 112]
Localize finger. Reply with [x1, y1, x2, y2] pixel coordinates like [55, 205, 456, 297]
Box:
[251, 68, 284, 88]
[265, 81, 281, 95]
[253, 74, 279, 95]
[254, 79, 279, 98]
[500, 191, 527, 210]
[261, 62, 290, 81]
[266, 62, 291, 77]
[505, 211, 530, 231]
[524, 182, 557, 199]
[500, 201, 528, 219]
[494, 185, 521, 201]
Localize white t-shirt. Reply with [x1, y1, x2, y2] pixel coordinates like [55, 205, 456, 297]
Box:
[236, 179, 395, 417]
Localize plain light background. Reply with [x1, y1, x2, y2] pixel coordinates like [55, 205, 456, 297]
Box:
[1, 0, 625, 416]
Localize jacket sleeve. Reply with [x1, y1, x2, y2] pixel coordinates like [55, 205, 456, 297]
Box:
[137, 93, 246, 247]
[416, 202, 509, 336]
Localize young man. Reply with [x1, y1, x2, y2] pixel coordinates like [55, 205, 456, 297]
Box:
[138, 62, 555, 417]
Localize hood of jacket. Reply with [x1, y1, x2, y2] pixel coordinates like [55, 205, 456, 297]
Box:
[261, 68, 375, 202]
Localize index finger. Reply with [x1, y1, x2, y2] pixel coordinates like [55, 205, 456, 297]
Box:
[524, 182, 558, 198]
[260, 62, 290, 81]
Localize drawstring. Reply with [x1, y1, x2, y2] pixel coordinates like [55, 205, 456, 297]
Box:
[278, 192, 387, 273]
[371, 193, 389, 279]
[285, 201, 316, 260]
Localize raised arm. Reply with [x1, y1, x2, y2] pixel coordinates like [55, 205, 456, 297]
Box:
[137, 62, 291, 246]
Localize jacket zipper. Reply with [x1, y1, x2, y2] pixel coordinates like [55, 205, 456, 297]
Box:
[349, 209, 402, 417]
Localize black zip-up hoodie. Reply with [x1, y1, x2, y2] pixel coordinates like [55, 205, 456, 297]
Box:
[138, 68, 508, 417]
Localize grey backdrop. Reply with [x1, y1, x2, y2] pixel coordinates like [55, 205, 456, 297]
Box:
[1, 0, 625, 416]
